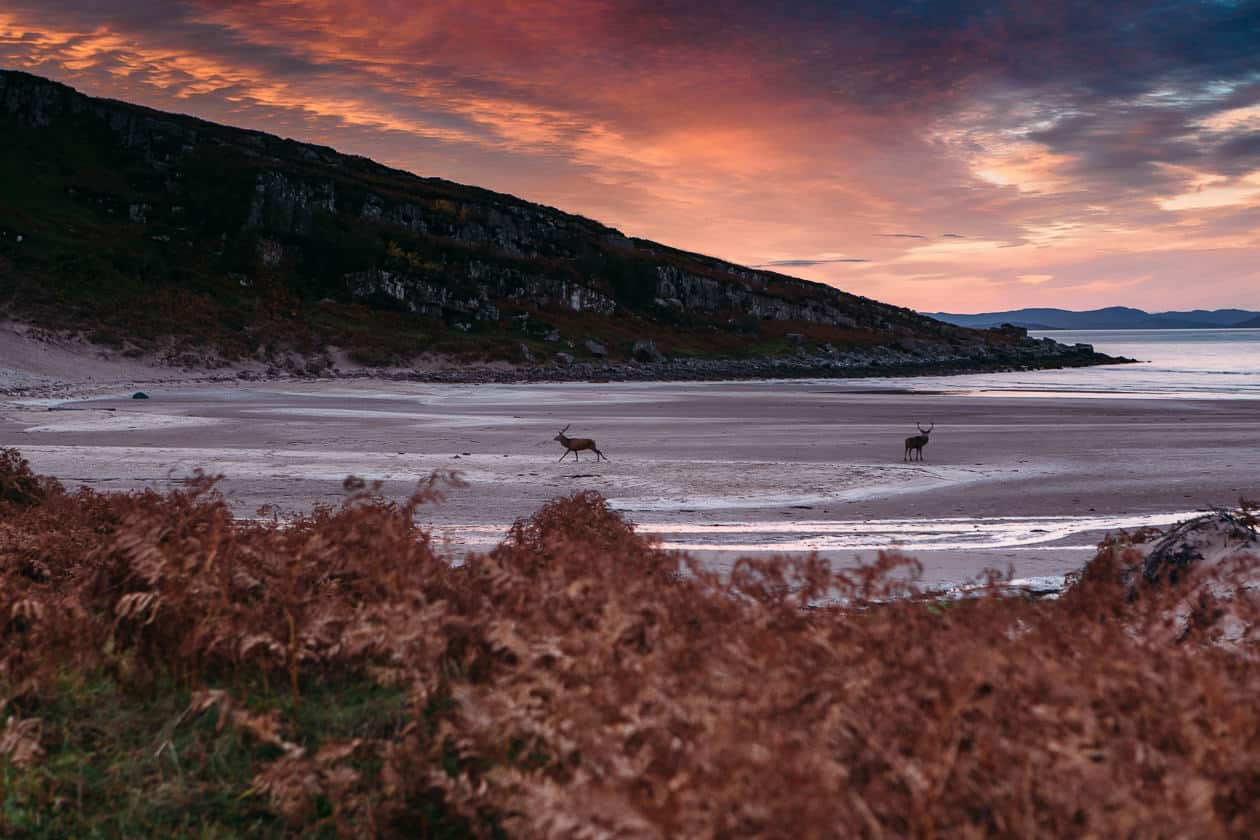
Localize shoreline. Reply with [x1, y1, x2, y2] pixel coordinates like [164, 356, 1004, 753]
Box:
[1, 317, 1129, 399]
[404, 351, 1133, 384]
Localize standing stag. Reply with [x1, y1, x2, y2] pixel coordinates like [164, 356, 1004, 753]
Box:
[904, 422, 934, 461]
[554, 424, 607, 462]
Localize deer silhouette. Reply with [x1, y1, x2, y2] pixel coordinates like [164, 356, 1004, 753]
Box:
[904, 422, 934, 461]
[554, 424, 607, 462]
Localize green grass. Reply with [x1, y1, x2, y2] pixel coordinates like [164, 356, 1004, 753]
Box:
[1, 671, 409, 837]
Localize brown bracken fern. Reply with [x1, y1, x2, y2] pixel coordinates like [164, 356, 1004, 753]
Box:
[2, 448, 1258, 837]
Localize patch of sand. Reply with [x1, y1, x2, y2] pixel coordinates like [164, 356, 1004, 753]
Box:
[23, 411, 223, 433]
[3, 376, 1257, 588]
[0, 320, 249, 398]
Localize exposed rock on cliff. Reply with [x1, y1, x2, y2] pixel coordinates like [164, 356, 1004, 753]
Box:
[0, 70, 1124, 375]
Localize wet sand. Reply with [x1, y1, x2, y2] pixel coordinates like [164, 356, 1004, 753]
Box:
[3, 378, 1258, 588]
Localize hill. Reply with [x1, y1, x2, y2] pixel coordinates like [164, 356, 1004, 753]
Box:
[929, 307, 1260, 331]
[1161, 309, 1260, 327]
[0, 70, 1114, 379]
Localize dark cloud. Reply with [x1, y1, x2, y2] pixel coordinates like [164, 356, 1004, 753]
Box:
[1, 0, 1257, 310]
[744, 1, 1260, 200]
[899, 2, 1260, 194]
[1214, 131, 1260, 175]
[756, 258, 869, 267]
[601, 1, 1260, 132]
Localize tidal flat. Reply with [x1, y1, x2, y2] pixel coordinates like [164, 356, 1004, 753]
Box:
[5, 377, 1257, 590]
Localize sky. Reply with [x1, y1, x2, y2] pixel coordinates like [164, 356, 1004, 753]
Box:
[2, 1, 1259, 313]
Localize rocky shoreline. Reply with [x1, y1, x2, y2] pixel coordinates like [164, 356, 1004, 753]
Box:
[404, 339, 1130, 384]
[1, 335, 1130, 398]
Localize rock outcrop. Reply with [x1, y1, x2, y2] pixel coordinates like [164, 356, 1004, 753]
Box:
[0, 69, 1126, 374]
[1078, 508, 1260, 650]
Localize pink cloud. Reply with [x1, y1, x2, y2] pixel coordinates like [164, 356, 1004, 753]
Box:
[1, 0, 1257, 312]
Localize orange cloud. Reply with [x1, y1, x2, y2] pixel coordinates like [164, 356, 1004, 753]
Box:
[1, 0, 1258, 313]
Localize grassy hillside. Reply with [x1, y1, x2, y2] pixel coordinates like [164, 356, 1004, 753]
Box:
[0, 70, 1104, 375]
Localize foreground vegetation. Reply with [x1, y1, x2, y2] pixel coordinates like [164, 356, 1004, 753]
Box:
[2, 448, 1258, 836]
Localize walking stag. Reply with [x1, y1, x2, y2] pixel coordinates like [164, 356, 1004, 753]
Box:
[554, 424, 607, 462]
[904, 422, 934, 461]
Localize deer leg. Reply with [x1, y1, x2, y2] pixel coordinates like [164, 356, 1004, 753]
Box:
[558, 450, 571, 462]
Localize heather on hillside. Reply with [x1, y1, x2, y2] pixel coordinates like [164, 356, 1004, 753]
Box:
[1, 447, 1258, 837]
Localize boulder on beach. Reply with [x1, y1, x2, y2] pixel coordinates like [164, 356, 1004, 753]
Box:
[131, 391, 149, 400]
[631, 338, 665, 364]
[1141, 510, 1260, 586]
[1081, 507, 1260, 648]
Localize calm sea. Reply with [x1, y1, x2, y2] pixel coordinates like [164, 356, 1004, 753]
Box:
[855, 328, 1260, 399]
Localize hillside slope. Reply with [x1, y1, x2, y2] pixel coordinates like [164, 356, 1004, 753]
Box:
[0, 70, 1114, 378]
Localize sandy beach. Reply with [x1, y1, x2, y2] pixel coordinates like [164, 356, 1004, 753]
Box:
[4, 371, 1258, 590]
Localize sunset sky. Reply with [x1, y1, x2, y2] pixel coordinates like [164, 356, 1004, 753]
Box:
[3, 1, 1259, 312]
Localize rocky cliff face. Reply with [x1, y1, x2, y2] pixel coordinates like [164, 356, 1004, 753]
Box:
[0, 70, 1119, 374]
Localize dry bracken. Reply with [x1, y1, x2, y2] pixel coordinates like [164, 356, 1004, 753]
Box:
[2, 447, 1258, 837]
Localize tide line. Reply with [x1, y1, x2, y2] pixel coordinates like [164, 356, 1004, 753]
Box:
[436, 510, 1195, 554]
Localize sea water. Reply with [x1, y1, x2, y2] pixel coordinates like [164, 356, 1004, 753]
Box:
[846, 328, 1260, 399]
[670, 328, 1260, 573]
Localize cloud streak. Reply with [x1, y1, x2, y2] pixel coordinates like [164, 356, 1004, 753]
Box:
[0, 0, 1257, 311]
[756, 258, 870, 267]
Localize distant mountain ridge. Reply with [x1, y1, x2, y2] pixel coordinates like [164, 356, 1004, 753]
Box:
[927, 307, 1260, 331]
